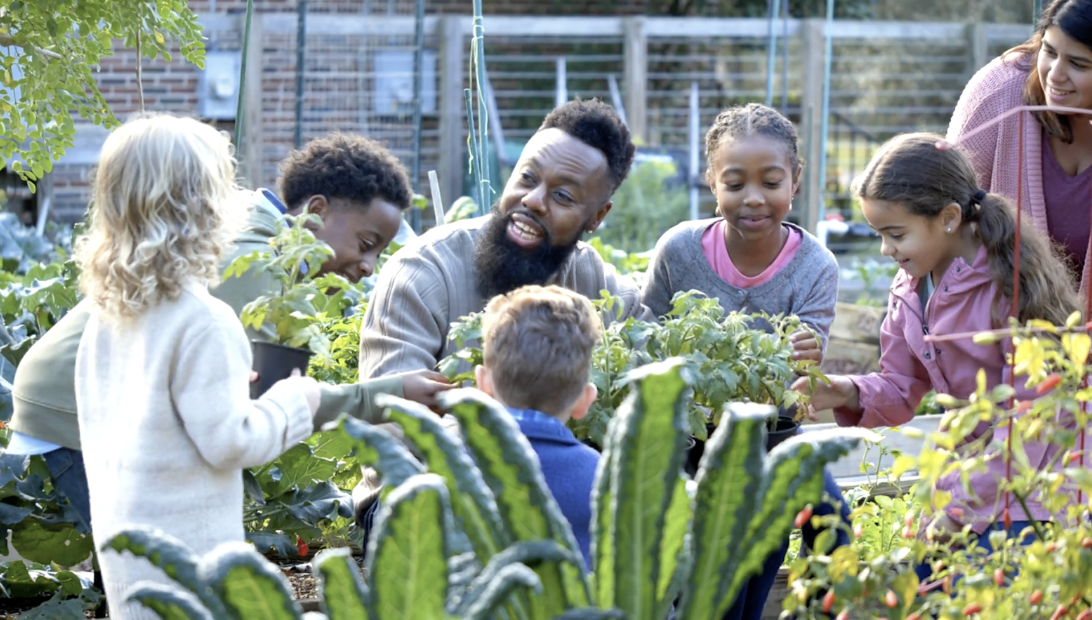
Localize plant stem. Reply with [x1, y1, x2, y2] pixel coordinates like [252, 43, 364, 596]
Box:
[1011, 490, 1048, 541]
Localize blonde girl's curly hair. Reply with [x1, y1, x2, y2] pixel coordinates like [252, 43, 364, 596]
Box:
[75, 114, 246, 320]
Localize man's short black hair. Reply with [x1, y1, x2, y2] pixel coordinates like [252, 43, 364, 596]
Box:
[538, 98, 636, 192]
[278, 132, 414, 212]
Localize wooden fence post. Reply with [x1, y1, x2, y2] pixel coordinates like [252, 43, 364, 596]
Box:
[623, 16, 647, 144]
[438, 15, 465, 210]
[966, 22, 989, 76]
[241, 12, 264, 190]
[800, 18, 825, 236]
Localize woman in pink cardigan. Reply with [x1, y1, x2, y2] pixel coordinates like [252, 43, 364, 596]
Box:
[947, 0, 1092, 295]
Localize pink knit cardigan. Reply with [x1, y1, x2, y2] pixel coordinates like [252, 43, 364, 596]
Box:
[946, 53, 1092, 299]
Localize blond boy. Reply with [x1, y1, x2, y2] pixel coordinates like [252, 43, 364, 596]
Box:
[476, 285, 602, 564]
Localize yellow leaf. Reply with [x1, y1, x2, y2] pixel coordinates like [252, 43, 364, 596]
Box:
[1028, 319, 1059, 333]
[1063, 333, 1091, 368]
[933, 489, 952, 510]
[891, 453, 918, 478]
[1067, 311, 1083, 328]
[154, 31, 165, 45]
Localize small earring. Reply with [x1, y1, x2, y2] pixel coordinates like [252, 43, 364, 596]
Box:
[946, 227, 952, 233]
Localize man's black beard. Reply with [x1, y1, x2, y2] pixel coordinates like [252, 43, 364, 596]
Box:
[473, 205, 581, 300]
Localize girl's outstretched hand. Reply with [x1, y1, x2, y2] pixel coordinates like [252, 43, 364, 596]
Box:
[400, 369, 455, 414]
[790, 374, 860, 420]
[788, 330, 822, 363]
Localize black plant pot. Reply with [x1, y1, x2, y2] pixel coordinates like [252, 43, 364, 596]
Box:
[684, 408, 801, 477]
[250, 340, 314, 399]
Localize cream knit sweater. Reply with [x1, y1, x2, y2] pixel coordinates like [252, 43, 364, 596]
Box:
[75, 281, 314, 619]
[946, 53, 1092, 296]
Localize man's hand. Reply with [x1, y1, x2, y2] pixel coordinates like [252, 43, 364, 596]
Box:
[400, 369, 454, 413]
[790, 374, 859, 421]
[789, 330, 822, 363]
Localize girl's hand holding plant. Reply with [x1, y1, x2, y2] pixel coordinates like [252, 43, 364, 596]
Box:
[789, 330, 823, 363]
[792, 374, 860, 419]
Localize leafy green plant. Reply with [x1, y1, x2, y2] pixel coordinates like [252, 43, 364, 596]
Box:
[104, 359, 872, 620]
[0, 0, 205, 190]
[224, 214, 355, 360]
[440, 290, 827, 446]
[846, 257, 898, 308]
[594, 159, 689, 255]
[782, 313, 1092, 619]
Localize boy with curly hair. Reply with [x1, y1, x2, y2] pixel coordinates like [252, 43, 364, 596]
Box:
[475, 285, 602, 565]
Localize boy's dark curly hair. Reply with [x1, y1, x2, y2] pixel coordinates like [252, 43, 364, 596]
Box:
[278, 132, 413, 212]
[538, 98, 636, 192]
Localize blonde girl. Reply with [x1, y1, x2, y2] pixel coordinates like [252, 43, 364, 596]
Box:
[74, 114, 320, 619]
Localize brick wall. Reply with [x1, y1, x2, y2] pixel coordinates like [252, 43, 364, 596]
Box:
[49, 0, 644, 222]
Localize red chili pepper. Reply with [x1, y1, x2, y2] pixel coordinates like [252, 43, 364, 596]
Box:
[836, 612, 848, 620]
[1015, 400, 1031, 413]
[1047, 541, 1058, 553]
[1038, 373, 1062, 394]
[1071, 452, 1085, 465]
[1076, 610, 1092, 620]
[822, 590, 835, 613]
[1051, 605, 1068, 620]
[794, 505, 813, 529]
[908, 614, 922, 620]
[903, 525, 914, 539]
[1083, 538, 1092, 549]
[905, 512, 915, 528]
[963, 603, 983, 616]
[950, 507, 965, 519]
[994, 568, 1005, 587]
[1031, 590, 1044, 605]
[885, 590, 898, 608]
[1004, 507, 1012, 531]
[296, 534, 309, 557]
[853, 523, 863, 539]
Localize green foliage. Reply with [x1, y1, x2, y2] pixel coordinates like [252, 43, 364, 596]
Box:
[439, 289, 827, 446]
[593, 159, 689, 256]
[0, 0, 205, 190]
[103, 361, 870, 620]
[847, 257, 898, 307]
[445, 196, 480, 224]
[225, 214, 355, 359]
[783, 314, 1092, 619]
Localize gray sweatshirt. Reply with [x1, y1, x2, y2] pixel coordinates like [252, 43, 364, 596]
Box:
[640, 219, 840, 349]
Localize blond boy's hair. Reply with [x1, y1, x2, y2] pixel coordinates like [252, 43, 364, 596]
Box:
[481, 285, 602, 417]
[75, 113, 245, 320]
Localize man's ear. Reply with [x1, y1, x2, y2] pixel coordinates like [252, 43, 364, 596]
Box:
[568, 383, 598, 420]
[304, 195, 329, 219]
[587, 201, 613, 234]
[475, 365, 495, 398]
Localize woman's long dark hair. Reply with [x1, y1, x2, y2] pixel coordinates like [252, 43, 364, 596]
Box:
[1006, 0, 1092, 143]
[854, 133, 1079, 326]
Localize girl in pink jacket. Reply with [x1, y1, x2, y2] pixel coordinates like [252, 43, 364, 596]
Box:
[794, 132, 1079, 554]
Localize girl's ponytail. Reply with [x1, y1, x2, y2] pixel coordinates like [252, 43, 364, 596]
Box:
[971, 193, 1078, 326]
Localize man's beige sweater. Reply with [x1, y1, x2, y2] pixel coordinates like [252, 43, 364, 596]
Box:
[75, 281, 314, 620]
[359, 214, 654, 378]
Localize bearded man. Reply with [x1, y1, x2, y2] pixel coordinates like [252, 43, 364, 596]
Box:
[358, 98, 654, 379]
